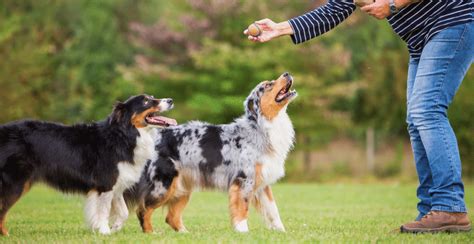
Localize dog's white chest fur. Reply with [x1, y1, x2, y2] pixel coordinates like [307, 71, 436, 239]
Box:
[260, 109, 294, 185]
[115, 128, 157, 192]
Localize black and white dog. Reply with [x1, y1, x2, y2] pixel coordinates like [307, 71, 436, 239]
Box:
[125, 73, 297, 233]
[0, 94, 175, 235]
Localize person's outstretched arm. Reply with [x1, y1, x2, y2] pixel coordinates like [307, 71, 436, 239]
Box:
[244, 0, 356, 43]
[288, 0, 356, 44]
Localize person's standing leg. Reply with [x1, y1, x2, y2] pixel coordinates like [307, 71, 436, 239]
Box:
[401, 22, 473, 233]
[406, 57, 433, 221]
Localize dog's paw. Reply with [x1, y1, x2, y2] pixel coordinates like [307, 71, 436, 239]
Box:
[272, 225, 286, 232]
[110, 223, 124, 233]
[269, 221, 286, 232]
[234, 220, 249, 233]
[98, 225, 111, 235]
[177, 227, 189, 233]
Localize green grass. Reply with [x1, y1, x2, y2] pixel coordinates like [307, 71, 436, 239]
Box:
[2, 183, 473, 243]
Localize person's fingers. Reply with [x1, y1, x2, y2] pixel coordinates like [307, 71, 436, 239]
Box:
[361, 7, 374, 14]
[248, 35, 258, 42]
[255, 18, 271, 25]
[360, 6, 371, 11]
[248, 35, 267, 43]
[360, 4, 375, 12]
[361, 7, 375, 17]
[258, 35, 270, 43]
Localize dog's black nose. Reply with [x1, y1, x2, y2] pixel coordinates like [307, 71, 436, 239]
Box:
[283, 72, 290, 77]
[166, 99, 173, 105]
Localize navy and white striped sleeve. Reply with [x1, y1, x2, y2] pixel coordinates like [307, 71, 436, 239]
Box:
[288, 0, 356, 44]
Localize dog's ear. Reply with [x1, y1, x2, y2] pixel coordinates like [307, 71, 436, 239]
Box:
[247, 99, 255, 113]
[110, 101, 126, 125]
[245, 98, 258, 121]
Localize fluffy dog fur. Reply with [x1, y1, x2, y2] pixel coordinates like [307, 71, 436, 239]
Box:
[125, 73, 297, 233]
[0, 94, 174, 235]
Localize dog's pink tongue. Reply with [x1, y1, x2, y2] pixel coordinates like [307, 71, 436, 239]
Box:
[155, 116, 177, 126]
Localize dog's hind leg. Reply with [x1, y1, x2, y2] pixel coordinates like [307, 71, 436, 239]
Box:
[0, 180, 31, 236]
[165, 193, 191, 232]
[252, 186, 285, 232]
[0, 210, 6, 236]
[137, 176, 179, 233]
[137, 205, 155, 233]
[0, 199, 12, 236]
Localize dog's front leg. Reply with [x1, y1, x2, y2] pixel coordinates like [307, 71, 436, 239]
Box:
[228, 182, 252, 232]
[110, 194, 129, 233]
[85, 190, 114, 234]
[252, 185, 285, 231]
[96, 191, 114, 234]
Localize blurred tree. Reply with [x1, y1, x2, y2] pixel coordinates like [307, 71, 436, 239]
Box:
[0, 0, 472, 177]
[0, 0, 141, 123]
[0, 1, 67, 121]
[52, 0, 140, 122]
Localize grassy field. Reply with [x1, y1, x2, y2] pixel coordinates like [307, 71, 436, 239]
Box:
[2, 183, 473, 243]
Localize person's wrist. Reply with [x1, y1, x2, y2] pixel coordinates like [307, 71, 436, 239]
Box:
[276, 21, 294, 36]
[394, 0, 405, 8]
[389, 0, 399, 14]
[395, 0, 420, 8]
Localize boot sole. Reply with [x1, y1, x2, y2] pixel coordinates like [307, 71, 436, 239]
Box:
[400, 224, 471, 234]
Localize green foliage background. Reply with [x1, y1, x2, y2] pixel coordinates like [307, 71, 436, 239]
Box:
[1, 0, 472, 177]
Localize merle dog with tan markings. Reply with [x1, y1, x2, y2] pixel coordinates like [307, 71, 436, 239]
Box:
[125, 72, 297, 233]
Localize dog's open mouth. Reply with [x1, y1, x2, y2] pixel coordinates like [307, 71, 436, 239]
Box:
[275, 78, 297, 103]
[145, 112, 177, 127]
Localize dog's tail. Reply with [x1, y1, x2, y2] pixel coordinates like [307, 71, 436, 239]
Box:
[123, 185, 141, 210]
[123, 174, 154, 211]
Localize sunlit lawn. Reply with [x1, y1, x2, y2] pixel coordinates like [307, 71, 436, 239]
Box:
[2, 183, 473, 243]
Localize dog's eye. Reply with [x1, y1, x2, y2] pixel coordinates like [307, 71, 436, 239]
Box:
[264, 83, 273, 89]
[144, 98, 149, 105]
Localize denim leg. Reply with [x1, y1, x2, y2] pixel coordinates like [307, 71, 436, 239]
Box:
[406, 58, 432, 220]
[408, 22, 473, 213]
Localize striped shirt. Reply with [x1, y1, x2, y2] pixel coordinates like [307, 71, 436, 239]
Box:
[288, 0, 474, 58]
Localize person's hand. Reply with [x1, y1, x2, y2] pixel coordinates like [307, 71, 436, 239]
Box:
[361, 0, 391, 20]
[243, 19, 293, 43]
[244, 19, 279, 43]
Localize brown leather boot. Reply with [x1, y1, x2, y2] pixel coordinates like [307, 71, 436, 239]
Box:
[401, 211, 471, 233]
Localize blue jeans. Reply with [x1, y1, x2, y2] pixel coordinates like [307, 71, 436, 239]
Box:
[406, 21, 474, 221]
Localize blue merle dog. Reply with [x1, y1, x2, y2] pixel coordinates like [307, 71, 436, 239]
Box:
[125, 72, 297, 233]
